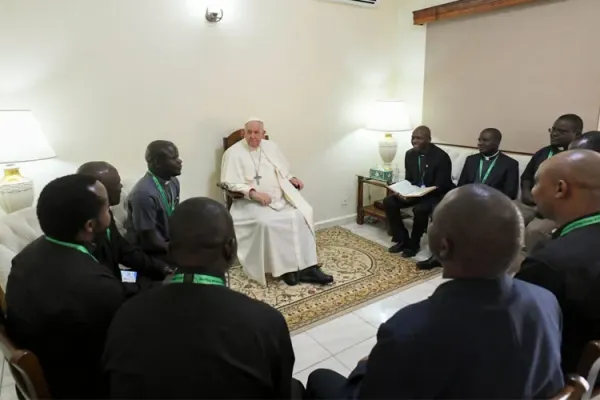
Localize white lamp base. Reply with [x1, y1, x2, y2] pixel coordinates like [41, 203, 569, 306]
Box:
[0, 165, 34, 214]
[378, 132, 398, 170]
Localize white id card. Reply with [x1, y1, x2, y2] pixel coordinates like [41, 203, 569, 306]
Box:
[120, 270, 138, 283]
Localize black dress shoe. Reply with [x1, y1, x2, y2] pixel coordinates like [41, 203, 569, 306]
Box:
[416, 256, 441, 270]
[299, 266, 334, 285]
[282, 272, 299, 286]
[401, 247, 419, 258]
[388, 242, 406, 253]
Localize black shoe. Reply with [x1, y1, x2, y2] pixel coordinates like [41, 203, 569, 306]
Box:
[299, 265, 334, 285]
[282, 272, 299, 286]
[389, 242, 406, 253]
[416, 256, 441, 270]
[402, 247, 419, 258]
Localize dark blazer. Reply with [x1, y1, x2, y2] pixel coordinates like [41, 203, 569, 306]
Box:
[458, 152, 520, 199]
[404, 144, 454, 198]
[344, 277, 563, 399]
[93, 212, 168, 297]
[6, 237, 124, 398]
[103, 275, 295, 399]
[516, 214, 600, 373]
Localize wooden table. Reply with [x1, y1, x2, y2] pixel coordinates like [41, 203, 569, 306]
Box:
[357, 175, 412, 227]
[356, 176, 392, 225]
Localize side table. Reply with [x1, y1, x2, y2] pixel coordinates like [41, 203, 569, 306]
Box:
[356, 175, 411, 226]
[356, 176, 392, 225]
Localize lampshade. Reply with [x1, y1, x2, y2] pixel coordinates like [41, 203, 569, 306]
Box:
[0, 110, 55, 163]
[366, 100, 412, 132]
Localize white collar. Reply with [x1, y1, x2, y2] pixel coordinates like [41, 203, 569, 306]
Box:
[482, 150, 500, 161]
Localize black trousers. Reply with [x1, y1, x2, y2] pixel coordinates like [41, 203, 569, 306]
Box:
[291, 378, 306, 399]
[383, 194, 439, 248]
[305, 369, 347, 399]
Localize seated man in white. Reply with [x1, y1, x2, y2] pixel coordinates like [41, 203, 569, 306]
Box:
[221, 117, 333, 286]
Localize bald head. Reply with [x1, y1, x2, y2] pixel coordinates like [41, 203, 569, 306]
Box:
[414, 125, 431, 139]
[569, 131, 600, 153]
[411, 125, 432, 152]
[169, 197, 237, 271]
[532, 149, 600, 225]
[77, 161, 122, 206]
[77, 161, 115, 177]
[429, 184, 522, 278]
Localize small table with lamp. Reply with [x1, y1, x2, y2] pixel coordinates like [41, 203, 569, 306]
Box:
[359, 100, 413, 226]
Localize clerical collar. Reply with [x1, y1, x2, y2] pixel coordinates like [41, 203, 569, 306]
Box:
[552, 212, 600, 239]
[481, 150, 500, 161]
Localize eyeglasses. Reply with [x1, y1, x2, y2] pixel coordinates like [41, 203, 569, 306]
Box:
[549, 127, 572, 135]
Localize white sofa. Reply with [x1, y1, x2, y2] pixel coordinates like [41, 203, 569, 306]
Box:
[437, 144, 532, 188]
[0, 186, 131, 289]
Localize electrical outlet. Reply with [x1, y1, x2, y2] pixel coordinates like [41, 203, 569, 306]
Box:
[342, 198, 348, 206]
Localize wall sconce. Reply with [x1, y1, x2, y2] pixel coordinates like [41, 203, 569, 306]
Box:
[205, 7, 223, 22]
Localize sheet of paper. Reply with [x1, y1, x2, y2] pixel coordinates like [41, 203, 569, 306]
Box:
[388, 180, 436, 197]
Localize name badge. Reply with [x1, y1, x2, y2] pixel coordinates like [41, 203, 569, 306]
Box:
[120, 270, 138, 283]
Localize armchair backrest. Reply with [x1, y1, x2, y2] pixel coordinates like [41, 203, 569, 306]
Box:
[551, 374, 589, 400]
[0, 326, 51, 399]
[577, 341, 600, 399]
[221, 130, 270, 210]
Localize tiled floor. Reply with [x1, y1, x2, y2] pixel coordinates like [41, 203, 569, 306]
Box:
[290, 221, 445, 385]
[0, 221, 444, 398]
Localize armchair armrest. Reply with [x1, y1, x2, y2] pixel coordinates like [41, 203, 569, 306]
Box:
[216, 182, 244, 200]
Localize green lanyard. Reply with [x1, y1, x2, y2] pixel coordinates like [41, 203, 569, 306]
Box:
[170, 273, 225, 286]
[45, 236, 98, 263]
[149, 172, 174, 216]
[417, 155, 425, 186]
[106, 228, 111, 241]
[559, 215, 600, 237]
[547, 149, 554, 159]
[478, 155, 499, 184]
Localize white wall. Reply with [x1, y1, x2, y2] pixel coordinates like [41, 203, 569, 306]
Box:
[0, 0, 400, 223]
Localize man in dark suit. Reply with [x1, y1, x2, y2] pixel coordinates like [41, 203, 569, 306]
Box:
[383, 126, 454, 257]
[516, 149, 600, 374]
[518, 114, 583, 251]
[77, 162, 171, 297]
[306, 185, 563, 399]
[104, 198, 302, 399]
[417, 128, 519, 269]
[5, 175, 125, 398]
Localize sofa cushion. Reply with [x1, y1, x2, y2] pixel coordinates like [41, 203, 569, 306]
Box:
[0, 180, 135, 289]
[437, 145, 532, 190]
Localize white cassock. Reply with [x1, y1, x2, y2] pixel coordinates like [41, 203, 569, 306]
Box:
[221, 139, 317, 285]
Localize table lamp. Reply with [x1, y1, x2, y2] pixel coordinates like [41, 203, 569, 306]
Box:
[0, 110, 56, 213]
[366, 100, 412, 182]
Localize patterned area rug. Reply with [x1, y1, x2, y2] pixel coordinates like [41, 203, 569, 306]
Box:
[228, 226, 439, 332]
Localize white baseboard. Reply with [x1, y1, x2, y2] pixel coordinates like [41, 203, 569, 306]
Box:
[315, 213, 357, 230]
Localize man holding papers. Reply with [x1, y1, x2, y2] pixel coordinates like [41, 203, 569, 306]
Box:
[417, 128, 520, 270]
[383, 126, 454, 257]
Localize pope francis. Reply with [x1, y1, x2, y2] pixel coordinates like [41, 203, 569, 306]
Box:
[220, 118, 334, 286]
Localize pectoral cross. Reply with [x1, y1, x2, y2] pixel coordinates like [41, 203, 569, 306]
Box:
[254, 174, 262, 185]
